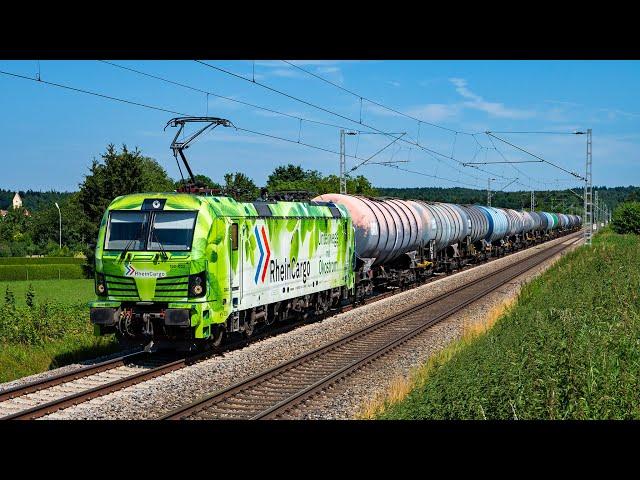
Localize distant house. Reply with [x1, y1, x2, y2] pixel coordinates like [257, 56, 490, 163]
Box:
[0, 192, 30, 218]
[13, 192, 22, 209]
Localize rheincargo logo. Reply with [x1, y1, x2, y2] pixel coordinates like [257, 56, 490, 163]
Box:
[125, 263, 166, 278]
[254, 225, 271, 284]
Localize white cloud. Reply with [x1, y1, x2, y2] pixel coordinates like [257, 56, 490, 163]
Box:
[449, 77, 535, 119]
[266, 68, 305, 79]
[405, 103, 460, 122]
[596, 108, 640, 120]
[318, 66, 340, 74]
[386, 80, 401, 87]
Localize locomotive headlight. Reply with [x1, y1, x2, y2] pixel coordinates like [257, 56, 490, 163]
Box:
[95, 273, 107, 296]
[188, 272, 207, 298]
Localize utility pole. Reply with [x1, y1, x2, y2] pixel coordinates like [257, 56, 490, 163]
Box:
[54, 202, 61, 249]
[339, 129, 358, 195]
[487, 177, 495, 207]
[583, 128, 593, 245]
[339, 129, 347, 194]
[594, 190, 599, 231]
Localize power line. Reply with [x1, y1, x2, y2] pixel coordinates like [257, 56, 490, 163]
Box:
[486, 132, 586, 182]
[281, 60, 472, 135]
[488, 131, 584, 135]
[373, 164, 481, 188]
[195, 60, 498, 183]
[225, 127, 481, 188]
[98, 60, 380, 134]
[101, 60, 481, 184]
[484, 133, 546, 188]
[0, 69, 189, 116]
[0, 67, 483, 190]
[463, 160, 542, 165]
[348, 133, 406, 173]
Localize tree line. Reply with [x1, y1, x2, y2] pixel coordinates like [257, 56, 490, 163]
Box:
[0, 144, 376, 257]
[2, 143, 639, 258]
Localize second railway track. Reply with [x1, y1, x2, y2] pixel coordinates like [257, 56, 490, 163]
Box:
[160, 233, 582, 420]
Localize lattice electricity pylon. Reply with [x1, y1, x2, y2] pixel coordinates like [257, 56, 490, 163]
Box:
[583, 129, 593, 245]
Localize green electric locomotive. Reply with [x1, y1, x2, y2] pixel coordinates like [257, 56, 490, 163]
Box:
[89, 192, 355, 349]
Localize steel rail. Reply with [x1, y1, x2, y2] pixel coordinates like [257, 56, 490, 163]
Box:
[258, 236, 582, 419]
[0, 349, 144, 403]
[0, 230, 580, 420]
[161, 232, 581, 420]
[2, 350, 215, 420]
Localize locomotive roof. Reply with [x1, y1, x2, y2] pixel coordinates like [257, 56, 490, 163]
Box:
[106, 192, 348, 219]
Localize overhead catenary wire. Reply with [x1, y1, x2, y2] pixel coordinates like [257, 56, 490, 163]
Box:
[0, 69, 190, 116]
[100, 60, 472, 185]
[98, 60, 380, 134]
[6, 65, 573, 194]
[484, 133, 546, 188]
[281, 60, 476, 136]
[195, 60, 502, 183]
[0, 66, 479, 188]
[486, 131, 586, 182]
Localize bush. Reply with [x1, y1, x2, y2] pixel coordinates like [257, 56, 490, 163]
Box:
[0, 299, 88, 346]
[611, 201, 640, 234]
[0, 264, 86, 281]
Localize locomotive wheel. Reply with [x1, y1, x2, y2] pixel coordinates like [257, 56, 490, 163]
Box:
[244, 311, 257, 338]
[210, 325, 225, 347]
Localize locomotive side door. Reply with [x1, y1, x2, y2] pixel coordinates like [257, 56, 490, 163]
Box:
[229, 220, 242, 310]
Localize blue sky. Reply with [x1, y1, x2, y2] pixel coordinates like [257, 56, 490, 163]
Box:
[1, 60, 638, 192]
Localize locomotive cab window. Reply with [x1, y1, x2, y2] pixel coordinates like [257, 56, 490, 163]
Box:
[148, 211, 197, 251]
[105, 210, 197, 251]
[231, 223, 239, 250]
[105, 211, 150, 250]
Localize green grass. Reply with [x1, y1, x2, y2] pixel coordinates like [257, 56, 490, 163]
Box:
[0, 336, 119, 383]
[0, 279, 94, 306]
[378, 230, 640, 420]
[0, 278, 119, 384]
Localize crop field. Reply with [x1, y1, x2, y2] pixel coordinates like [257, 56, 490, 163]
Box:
[0, 278, 118, 383]
[374, 230, 640, 420]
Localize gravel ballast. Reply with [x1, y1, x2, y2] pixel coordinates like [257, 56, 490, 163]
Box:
[44, 234, 581, 420]
[284, 236, 583, 419]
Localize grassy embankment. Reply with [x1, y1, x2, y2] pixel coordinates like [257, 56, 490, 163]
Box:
[364, 230, 640, 420]
[0, 278, 118, 383]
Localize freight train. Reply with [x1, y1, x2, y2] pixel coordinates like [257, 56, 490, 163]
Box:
[89, 191, 581, 350]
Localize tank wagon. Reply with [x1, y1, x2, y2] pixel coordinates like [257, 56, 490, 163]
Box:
[89, 191, 581, 349]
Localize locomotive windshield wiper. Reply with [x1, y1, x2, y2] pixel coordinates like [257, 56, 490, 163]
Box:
[151, 228, 169, 260]
[121, 217, 149, 260]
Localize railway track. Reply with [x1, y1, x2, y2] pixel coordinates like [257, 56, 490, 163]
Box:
[161, 233, 582, 420]
[0, 349, 209, 420]
[0, 231, 579, 420]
